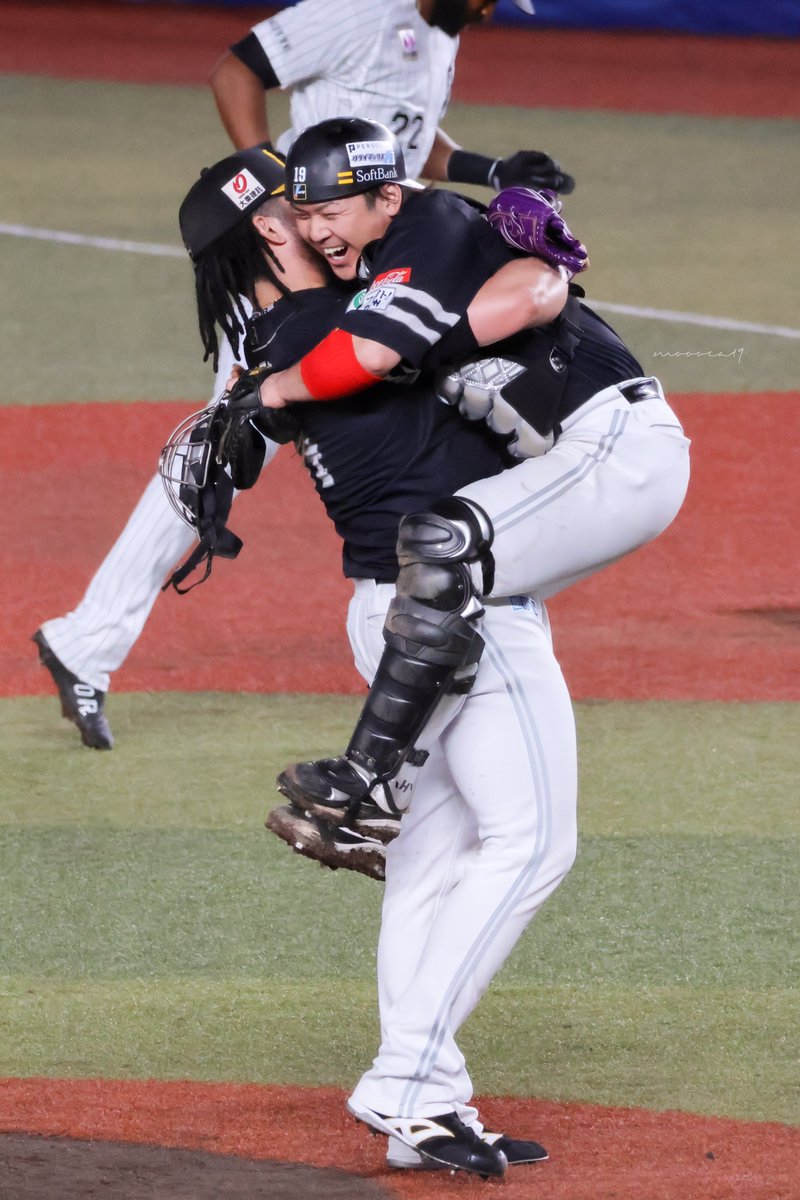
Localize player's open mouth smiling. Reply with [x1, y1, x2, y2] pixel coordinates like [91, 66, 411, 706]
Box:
[324, 244, 349, 262]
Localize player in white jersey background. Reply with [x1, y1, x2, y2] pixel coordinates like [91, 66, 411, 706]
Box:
[34, 0, 575, 750]
[211, 0, 571, 195]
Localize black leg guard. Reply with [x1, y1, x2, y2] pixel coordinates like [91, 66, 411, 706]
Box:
[276, 497, 493, 824]
[345, 495, 494, 785]
[345, 601, 484, 786]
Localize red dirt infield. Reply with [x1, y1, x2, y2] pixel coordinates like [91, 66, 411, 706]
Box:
[1, 1078, 798, 1200]
[2, 392, 799, 702]
[3, 7, 798, 1195]
[1, 2, 798, 118]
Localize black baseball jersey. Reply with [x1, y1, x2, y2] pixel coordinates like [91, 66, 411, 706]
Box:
[337, 188, 643, 438]
[560, 304, 643, 407]
[340, 189, 512, 368]
[246, 287, 504, 581]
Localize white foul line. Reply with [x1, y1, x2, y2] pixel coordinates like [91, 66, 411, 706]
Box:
[2, 221, 799, 339]
[0, 221, 185, 259]
[590, 299, 800, 341]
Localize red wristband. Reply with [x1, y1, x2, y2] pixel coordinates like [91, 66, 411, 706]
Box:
[299, 328, 381, 401]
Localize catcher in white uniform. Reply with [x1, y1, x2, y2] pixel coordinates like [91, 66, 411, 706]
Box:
[34, 0, 568, 749]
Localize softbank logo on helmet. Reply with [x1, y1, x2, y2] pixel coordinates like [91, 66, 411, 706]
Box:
[350, 166, 400, 186]
[221, 169, 266, 211]
[346, 140, 397, 167]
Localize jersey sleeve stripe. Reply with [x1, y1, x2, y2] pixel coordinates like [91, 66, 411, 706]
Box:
[374, 304, 458, 344]
[391, 284, 461, 328]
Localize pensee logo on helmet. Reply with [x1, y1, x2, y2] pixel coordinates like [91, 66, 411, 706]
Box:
[346, 140, 397, 167]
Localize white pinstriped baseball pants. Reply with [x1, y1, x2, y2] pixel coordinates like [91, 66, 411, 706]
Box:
[37, 340, 264, 693]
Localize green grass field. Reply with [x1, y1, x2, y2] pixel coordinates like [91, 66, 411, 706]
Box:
[2, 73, 799, 403]
[2, 696, 797, 1124]
[1, 67, 798, 1136]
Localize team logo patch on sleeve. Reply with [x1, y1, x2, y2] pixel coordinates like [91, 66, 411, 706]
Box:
[221, 169, 267, 210]
[347, 289, 367, 311]
[356, 286, 397, 313]
[346, 270, 412, 313]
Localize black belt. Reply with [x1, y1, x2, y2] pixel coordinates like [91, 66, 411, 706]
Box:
[618, 377, 661, 404]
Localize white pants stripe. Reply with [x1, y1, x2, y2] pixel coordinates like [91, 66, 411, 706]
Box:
[348, 591, 578, 1119]
[397, 624, 555, 1115]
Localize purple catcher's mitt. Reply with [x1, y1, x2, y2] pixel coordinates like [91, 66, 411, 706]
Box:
[486, 187, 589, 275]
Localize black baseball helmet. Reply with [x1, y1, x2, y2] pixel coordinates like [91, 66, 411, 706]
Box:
[179, 145, 286, 259]
[285, 118, 424, 204]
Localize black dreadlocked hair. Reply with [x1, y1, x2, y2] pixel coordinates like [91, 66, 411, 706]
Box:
[193, 198, 290, 371]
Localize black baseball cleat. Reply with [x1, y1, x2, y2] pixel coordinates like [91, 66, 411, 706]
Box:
[32, 630, 114, 750]
[277, 756, 373, 824]
[346, 796, 401, 844]
[266, 804, 388, 881]
[347, 1100, 507, 1178]
[482, 1132, 548, 1164]
[387, 1129, 548, 1169]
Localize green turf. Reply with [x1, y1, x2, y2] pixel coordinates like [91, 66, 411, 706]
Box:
[1, 75, 797, 403]
[1, 694, 797, 1124]
[1, 826, 794, 988]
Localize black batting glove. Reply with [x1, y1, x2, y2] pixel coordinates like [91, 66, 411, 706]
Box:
[490, 150, 575, 195]
[448, 147, 575, 195]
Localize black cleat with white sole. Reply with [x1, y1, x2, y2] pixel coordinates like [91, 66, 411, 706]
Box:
[266, 804, 391, 881]
[32, 630, 114, 750]
[347, 1100, 507, 1178]
[387, 1129, 548, 1169]
[342, 796, 401, 844]
[276, 756, 373, 824]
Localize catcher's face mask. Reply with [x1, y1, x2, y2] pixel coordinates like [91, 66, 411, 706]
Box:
[159, 405, 242, 593]
[159, 405, 218, 532]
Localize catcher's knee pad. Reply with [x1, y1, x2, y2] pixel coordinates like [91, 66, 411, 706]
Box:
[394, 496, 495, 619]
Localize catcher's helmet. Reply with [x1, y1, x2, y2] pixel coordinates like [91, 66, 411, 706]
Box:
[285, 118, 424, 204]
[179, 145, 286, 260]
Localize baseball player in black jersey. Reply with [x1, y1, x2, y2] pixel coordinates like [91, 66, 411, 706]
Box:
[173, 145, 571, 1176]
[33, 0, 572, 753]
[221, 120, 689, 1168]
[246, 119, 690, 830]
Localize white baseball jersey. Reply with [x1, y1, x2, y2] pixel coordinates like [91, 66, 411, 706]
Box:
[250, 0, 458, 176]
[39, 0, 461, 693]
